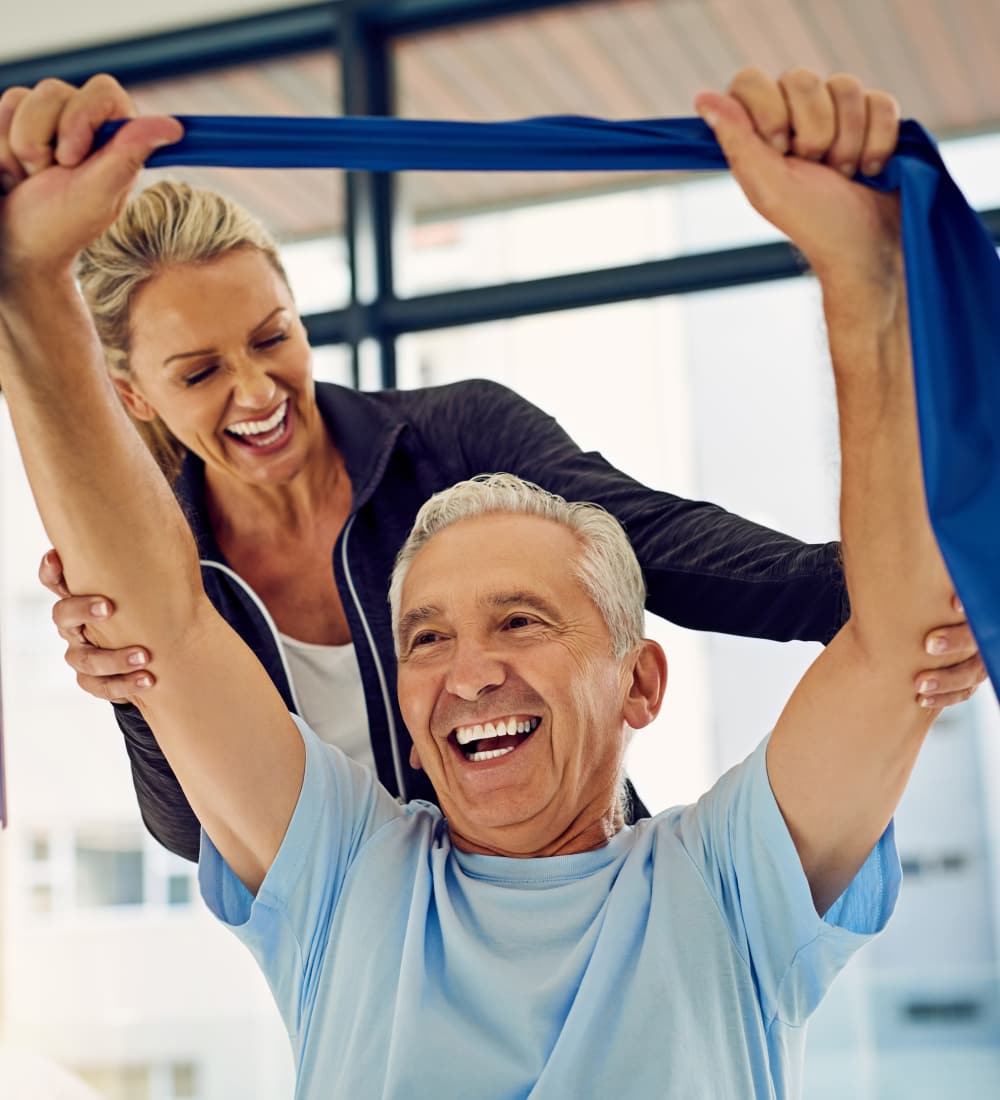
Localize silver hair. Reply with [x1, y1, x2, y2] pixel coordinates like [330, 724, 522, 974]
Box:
[388, 473, 646, 657]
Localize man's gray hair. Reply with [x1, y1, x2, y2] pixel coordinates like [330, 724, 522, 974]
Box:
[388, 473, 646, 657]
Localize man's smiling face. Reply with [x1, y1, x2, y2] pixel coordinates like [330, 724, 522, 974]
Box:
[396, 512, 640, 858]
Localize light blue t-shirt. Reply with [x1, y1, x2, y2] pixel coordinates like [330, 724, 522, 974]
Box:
[200, 718, 900, 1099]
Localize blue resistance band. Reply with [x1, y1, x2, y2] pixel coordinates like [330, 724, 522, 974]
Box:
[102, 113, 1000, 696]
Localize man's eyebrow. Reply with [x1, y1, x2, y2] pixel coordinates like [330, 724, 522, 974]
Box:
[397, 605, 442, 647]
[161, 307, 287, 367]
[486, 591, 562, 619]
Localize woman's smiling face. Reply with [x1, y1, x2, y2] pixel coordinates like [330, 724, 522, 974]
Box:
[119, 247, 320, 489]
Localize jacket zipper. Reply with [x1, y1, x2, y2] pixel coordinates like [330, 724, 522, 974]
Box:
[340, 515, 409, 801]
[200, 560, 305, 716]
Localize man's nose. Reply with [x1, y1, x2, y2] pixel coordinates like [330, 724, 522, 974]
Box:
[444, 636, 506, 701]
[231, 360, 278, 410]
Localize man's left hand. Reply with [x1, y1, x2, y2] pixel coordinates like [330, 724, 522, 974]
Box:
[695, 68, 902, 291]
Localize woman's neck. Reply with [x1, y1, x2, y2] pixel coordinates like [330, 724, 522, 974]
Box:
[204, 426, 349, 547]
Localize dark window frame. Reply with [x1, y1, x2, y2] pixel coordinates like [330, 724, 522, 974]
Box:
[1, 0, 998, 389]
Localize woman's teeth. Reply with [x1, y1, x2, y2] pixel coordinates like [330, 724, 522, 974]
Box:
[226, 401, 288, 446]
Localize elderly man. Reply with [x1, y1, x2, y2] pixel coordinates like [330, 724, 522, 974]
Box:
[0, 67, 962, 1097]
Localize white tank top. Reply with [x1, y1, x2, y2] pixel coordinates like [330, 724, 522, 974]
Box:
[277, 634, 377, 777]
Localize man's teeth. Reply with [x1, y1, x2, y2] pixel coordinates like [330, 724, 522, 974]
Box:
[226, 401, 288, 440]
[468, 745, 516, 763]
[455, 716, 540, 747]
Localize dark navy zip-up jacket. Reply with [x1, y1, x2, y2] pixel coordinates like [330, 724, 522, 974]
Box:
[115, 379, 848, 861]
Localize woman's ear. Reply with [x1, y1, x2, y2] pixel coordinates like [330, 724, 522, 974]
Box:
[622, 639, 667, 731]
[112, 375, 158, 422]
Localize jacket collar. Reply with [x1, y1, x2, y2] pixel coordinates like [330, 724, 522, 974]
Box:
[173, 380, 408, 562]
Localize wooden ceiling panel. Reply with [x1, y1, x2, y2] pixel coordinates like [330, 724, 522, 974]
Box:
[122, 2, 998, 241]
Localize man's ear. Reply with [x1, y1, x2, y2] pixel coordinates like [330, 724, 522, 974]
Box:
[409, 742, 424, 771]
[622, 639, 667, 731]
[112, 375, 158, 422]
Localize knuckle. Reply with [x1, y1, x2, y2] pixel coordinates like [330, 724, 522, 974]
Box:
[867, 91, 900, 125]
[0, 86, 29, 114]
[33, 77, 70, 99]
[827, 72, 864, 100]
[782, 67, 823, 96]
[83, 72, 119, 95]
[728, 66, 771, 95]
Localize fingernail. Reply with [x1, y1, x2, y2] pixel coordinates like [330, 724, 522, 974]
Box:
[953, 597, 965, 614]
[919, 696, 939, 709]
[926, 636, 948, 655]
[864, 160, 883, 176]
[128, 651, 147, 667]
[90, 600, 109, 618]
[770, 133, 789, 154]
[136, 674, 153, 689]
[697, 106, 719, 129]
[918, 679, 938, 694]
[839, 163, 856, 177]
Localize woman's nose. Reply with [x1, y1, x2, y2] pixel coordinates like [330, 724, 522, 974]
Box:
[231, 362, 277, 409]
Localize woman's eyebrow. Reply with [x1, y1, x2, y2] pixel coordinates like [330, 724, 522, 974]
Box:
[161, 308, 288, 367]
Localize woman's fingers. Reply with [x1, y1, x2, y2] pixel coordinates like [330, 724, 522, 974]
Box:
[38, 548, 69, 597]
[916, 654, 987, 709]
[75, 668, 155, 705]
[51, 592, 114, 644]
[65, 639, 150, 680]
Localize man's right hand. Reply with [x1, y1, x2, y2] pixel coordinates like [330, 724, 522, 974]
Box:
[40, 549, 155, 703]
[0, 75, 182, 282]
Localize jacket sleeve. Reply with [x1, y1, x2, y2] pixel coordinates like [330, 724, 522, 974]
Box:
[445, 379, 848, 644]
[114, 700, 202, 862]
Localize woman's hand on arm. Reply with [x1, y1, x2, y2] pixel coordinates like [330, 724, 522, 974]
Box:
[40, 549, 156, 704]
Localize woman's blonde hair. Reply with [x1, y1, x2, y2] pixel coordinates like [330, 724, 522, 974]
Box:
[76, 180, 291, 483]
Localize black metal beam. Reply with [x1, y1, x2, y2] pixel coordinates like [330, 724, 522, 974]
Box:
[354, 0, 586, 35]
[340, 1, 398, 387]
[0, 3, 337, 91]
[302, 203, 1000, 346]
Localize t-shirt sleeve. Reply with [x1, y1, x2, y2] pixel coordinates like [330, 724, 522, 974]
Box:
[674, 734, 901, 1029]
[197, 715, 404, 1036]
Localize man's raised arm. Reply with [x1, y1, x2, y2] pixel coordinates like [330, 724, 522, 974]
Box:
[0, 81, 302, 894]
[697, 71, 960, 915]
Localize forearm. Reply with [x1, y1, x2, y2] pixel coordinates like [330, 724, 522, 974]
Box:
[0, 270, 204, 649]
[0, 272, 302, 890]
[825, 272, 956, 657]
[768, 269, 956, 915]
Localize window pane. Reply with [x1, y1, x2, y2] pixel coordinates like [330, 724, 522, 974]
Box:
[167, 875, 192, 907]
[75, 833, 144, 908]
[127, 51, 348, 313]
[171, 1061, 199, 1098]
[391, 0, 996, 296]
